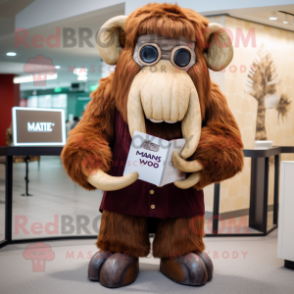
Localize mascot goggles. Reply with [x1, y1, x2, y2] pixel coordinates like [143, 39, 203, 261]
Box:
[133, 34, 196, 70]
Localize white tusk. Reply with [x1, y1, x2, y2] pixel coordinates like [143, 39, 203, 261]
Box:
[88, 169, 139, 191]
[181, 88, 202, 159]
[97, 15, 127, 65]
[149, 119, 177, 124]
[127, 75, 146, 138]
[172, 151, 203, 173]
[150, 119, 163, 123]
[174, 172, 201, 189]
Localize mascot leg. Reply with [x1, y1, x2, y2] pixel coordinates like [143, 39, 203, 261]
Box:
[153, 216, 213, 286]
[88, 210, 150, 288]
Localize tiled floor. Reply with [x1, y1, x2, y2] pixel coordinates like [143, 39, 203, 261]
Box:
[0, 230, 293, 294]
[0, 156, 103, 241]
[0, 157, 293, 294]
[0, 168, 5, 241]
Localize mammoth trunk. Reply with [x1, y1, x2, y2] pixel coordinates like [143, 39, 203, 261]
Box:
[127, 60, 202, 159]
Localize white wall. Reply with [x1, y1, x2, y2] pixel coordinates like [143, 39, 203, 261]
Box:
[16, 0, 125, 29]
[16, 0, 294, 29]
[126, 0, 294, 14]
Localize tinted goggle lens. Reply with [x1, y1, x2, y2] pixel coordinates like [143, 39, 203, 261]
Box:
[140, 45, 159, 64]
[174, 48, 191, 68]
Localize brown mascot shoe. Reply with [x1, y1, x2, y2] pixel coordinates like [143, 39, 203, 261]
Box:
[198, 252, 214, 281]
[88, 251, 108, 281]
[99, 253, 139, 288]
[160, 252, 213, 286]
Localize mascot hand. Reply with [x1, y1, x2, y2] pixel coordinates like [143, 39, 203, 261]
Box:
[172, 151, 203, 189]
[86, 169, 139, 191]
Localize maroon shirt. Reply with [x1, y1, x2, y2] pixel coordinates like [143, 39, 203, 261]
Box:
[100, 110, 205, 219]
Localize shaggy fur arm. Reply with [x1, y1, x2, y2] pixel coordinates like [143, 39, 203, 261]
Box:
[61, 76, 116, 190]
[191, 83, 244, 190]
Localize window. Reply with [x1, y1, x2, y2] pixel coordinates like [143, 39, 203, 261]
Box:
[27, 94, 68, 118]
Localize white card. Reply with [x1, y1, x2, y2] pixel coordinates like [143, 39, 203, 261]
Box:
[123, 131, 186, 186]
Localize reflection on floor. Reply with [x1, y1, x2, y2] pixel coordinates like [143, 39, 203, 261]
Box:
[0, 163, 5, 241]
[0, 157, 103, 241]
[0, 156, 274, 242]
[0, 230, 293, 294]
[0, 157, 292, 293]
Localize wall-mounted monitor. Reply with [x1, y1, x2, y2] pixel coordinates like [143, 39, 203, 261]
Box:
[12, 107, 66, 146]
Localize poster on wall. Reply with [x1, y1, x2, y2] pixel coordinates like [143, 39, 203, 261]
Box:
[12, 107, 66, 146]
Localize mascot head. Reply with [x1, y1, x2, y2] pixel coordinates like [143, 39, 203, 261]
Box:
[97, 4, 233, 159]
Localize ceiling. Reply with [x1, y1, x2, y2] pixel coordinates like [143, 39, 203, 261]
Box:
[0, 0, 35, 37]
[0, 2, 125, 91]
[227, 5, 294, 31]
[0, 0, 35, 17]
[0, 2, 294, 92]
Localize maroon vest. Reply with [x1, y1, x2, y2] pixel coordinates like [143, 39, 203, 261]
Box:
[100, 110, 205, 219]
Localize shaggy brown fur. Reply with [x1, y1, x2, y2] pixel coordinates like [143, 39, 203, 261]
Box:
[192, 83, 244, 189]
[61, 77, 116, 190]
[61, 2, 243, 190]
[113, 3, 210, 124]
[153, 215, 205, 258]
[97, 210, 151, 257]
[97, 210, 205, 258]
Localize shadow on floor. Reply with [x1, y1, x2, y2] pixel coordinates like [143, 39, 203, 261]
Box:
[49, 261, 283, 294]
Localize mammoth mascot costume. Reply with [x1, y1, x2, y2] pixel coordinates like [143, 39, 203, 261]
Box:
[62, 3, 244, 288]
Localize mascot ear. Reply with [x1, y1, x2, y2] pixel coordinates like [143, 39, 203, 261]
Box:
[97, 15, 127, 65]
[204, 23, 233, 71]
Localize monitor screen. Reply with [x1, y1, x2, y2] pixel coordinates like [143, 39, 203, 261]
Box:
[12, 107, 66, 146]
